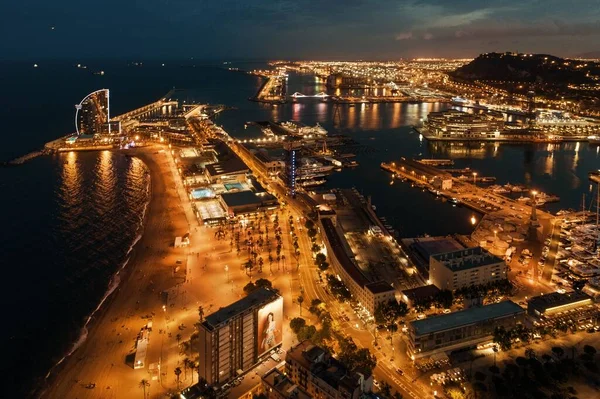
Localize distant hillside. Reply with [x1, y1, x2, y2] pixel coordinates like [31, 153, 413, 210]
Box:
[576, 51, 600, 59]
[451, 52, 595, 86]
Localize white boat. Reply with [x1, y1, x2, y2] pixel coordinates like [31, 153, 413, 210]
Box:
[279, 121, 328, 137]
[297, 158, 335, 175]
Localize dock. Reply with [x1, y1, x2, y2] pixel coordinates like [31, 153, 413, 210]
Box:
[418, 159, 454, 166]
[381, 160, 554, 220]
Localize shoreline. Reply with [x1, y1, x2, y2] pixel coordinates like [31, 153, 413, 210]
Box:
[40, 175, 150, 387]
[38, 145, 191, 398]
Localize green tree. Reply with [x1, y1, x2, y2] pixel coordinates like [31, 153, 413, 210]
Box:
[584, 345, 597, 357]
[290, 317, 306, 333]
[315, 253, 326, 266]
[255, 278, 273, 290]
[552, 346, 565, 359]
[297, 325, 317, 341]
[493, 326, 512, 351]
[339, 347, 377, 375]
[243, 282, 256, 295]
[318, 261, 329, 272]
[198, 305, 205, 323]
[435, 289, 454, 309]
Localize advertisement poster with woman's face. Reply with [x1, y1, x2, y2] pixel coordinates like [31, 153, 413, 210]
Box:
[257, 296, 283, 356]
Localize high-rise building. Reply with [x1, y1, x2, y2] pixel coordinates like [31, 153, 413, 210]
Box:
[75, 89, 111, 136]
[197, 288, 283, 386]
[429, 246, 507, 291]
[283, 142, 300, 197]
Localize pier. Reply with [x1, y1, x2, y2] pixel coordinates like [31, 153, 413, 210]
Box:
[380, 160, 554, 220]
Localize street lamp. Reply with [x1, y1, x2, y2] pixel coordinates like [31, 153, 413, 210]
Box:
[472, 172, 478, 186]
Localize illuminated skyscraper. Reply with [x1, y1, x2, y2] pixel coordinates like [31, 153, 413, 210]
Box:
[284, 141, 300, 197]
[75, 89, 111, 136]
[197, 288, 283, 386]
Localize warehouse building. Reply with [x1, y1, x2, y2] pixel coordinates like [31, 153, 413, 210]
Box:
[407, 301, 524, 360]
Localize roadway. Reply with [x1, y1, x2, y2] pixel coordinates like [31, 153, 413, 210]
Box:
[227, 139, 432, 398]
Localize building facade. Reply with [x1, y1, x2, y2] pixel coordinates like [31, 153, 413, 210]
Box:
[426, 109, 504, 139]
[429, 246, 507, 290]
[527, 291, 593, 318]
[407, 301, 525, 359]
[319, 214, 395, 314]
[197, 288, 283, 386]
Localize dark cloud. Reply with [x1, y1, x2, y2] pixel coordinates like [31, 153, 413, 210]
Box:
[0, 0, 599, 59]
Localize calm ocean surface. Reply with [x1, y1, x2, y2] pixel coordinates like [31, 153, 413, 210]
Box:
[0, 60, 598, 396]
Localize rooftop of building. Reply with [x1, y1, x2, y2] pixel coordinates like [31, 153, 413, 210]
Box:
[262, 368, 311, 399]
[402, 284, 441, 302]
[286, 340, 366, 391]
[254, 150, 272, 164]
[410, 301, 524, 336]
[365, 281, 395, 295]
[202, 288, 280, 330]
[321, 218, 370, 287]
[410, 237, 465, 262]
[528, 291, 592, 312]
[204, 139, 250, 177]
[220, 190, 277, 209]
[431, 246, 504, 272]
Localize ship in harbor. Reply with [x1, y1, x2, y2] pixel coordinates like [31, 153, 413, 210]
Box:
[279, 121, 328, 137]
[589, 135, 600, 145]
[297, 157, 335, 175]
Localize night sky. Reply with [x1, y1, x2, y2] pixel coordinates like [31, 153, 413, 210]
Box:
[2, 0, 600, 60]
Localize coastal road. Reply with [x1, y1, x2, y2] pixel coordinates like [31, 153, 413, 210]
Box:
[228, 139, 431, 399]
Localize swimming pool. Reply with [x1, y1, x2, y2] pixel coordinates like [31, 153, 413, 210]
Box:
[224, 182, 244, 191]
[191, 188, 215, 199]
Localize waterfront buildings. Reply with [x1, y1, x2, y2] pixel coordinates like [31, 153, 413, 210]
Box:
[220, 190, 278, 217]
[425, 109, 504, 139]
[197, 288, 283, 386]
[407, 301, 525, 359]
[429, 246, 507, 291]
[285, 340, 373, 399]
[319, 212, 396, 314]
[527, 291, 593, 318]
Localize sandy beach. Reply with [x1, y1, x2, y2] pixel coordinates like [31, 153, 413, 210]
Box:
[40, 146, 191, 398]
[38, 142, 307, 399]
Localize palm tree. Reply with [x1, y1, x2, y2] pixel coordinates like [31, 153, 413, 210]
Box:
[139, 379, 150, 399]
[176, 333, 182, 357]
[184, 357, 194, 380]
[174, 367, 182, 390]
[189, 361, 196, 385]
[298, 295, 304, 316]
